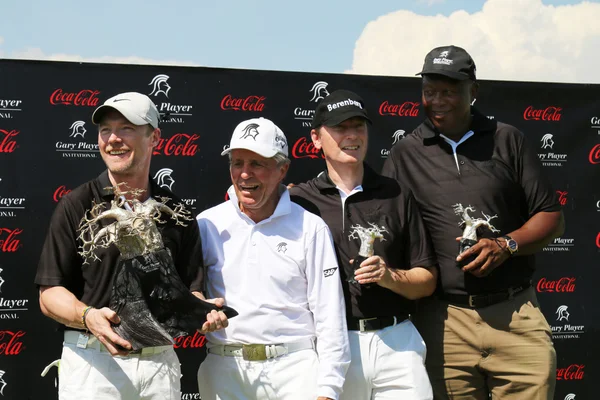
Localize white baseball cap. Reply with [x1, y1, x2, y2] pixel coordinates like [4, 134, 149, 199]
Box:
[92, 92, 160, 129]
[221, 117, 289, 158]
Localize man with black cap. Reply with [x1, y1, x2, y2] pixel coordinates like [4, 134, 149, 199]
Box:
[291, 90, 437, 399]
[382, 46, 563, 399]
[35, 92, 229, 400]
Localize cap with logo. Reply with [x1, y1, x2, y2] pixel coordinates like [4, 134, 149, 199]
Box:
[221, 117, 288, 158]
[311, 89, 372, 129]
[417, 45, 476, 81]
[92, 92, 160, 129]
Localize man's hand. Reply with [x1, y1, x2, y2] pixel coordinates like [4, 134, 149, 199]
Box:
[84, 307, 132, 356]
[456, 237, 510, 277]
[196, 297, 229, 333]
[352, 256, 394, 288]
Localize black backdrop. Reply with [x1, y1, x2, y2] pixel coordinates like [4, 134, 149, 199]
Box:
[0, 59, 598, 399]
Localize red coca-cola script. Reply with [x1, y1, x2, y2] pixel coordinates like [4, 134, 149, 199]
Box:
[50, 89, 100, 106]
[0, 228, 22, 252]
[220, 95, 266, 112]
[523, 106, 562, 121]
[0, 330, 25, 355]
[556, 364, 584, 380]
[153, 134, 200, 156]
[0, 129, 19, 153]
[291, 137, 324, 159]
[536, 277, 576, 293]
[379, 101, 420, 117]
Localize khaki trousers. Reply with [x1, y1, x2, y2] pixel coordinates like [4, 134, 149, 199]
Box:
[413, 287, 556, 400]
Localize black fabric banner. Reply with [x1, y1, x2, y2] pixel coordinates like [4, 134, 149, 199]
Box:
[0, 59, 597, 399]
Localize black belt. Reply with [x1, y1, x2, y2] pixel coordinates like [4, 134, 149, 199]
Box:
[347, 314, 409, 332]
[441, 282, 531, 309]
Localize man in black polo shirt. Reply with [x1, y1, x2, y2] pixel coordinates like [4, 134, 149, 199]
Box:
[290, 89, 437, 400]
[381, 46, 564, 400]
[35, 92, 228, 400]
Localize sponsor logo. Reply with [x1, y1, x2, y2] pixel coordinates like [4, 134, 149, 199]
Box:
[239, 123, 260, 140]
[596, 232, 600, 249]
[538, 133, 567, 167]
[291, 137, 324, 159]
[49, 89, 100, 106]
[0, 130, 19, 154]
[551, 305, 585, 339]
[0, 270, 29, 320]
[379, 101, 420, 117]
[56, 121, 99, 159]
[293, 81, 329, 127]
[324, 268, 337, 278]
[0, 98, 23, 120]
[536, 277, 576, 293]
[276, 242, 288, 254]
[220, 95, 266, 112]
[556, 190, 567, 206]
[543, 237, 574, 252]
[433, 50, 453, 65]
[523, 106, 562, 121]
[0, 370, 6, 395]
[556, 364, 584, 380]
[152, 168, 197, 209]
[589, 144, 600, 164]
[0, 178, 26, 218]
[53, 185, 72, 203]
[564, 394, 576, 400]
[153, 133, 200, 157]
[381, 129, 407, 159]
[0, 330, 25, 355]
[173, 331, 206, 349]
[147, 74, 193, 124]
[0, 228, 22, 253]
[591, 116, 600, 134]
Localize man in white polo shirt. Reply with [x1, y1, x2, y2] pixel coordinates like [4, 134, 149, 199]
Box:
[196, 117, 350, 400]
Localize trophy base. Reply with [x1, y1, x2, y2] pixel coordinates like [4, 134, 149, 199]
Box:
[457, 238, 478, 268]
[348, 255, 372, 289]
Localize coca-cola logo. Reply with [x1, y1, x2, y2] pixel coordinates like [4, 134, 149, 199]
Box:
[379, 101, 420, 117]
[556, 190, 568, 206]
[0, 130, 19, 154]
[596, 232, 600, 249]
[220, 95, 266, 112]
[153, 133, 200, 156]
[49, 89, 100, 106]
[536, 277, 576, 293]
[291, 137, 324, 159]
[0, 330, 25, 355]
[53, 185, 72, 202]
[523, 106, 562, 121]
[557, 364, 585, 380]
[173, 331, 206, 349]
[0, 228, 22, 252]
[589, 144, 600, 164]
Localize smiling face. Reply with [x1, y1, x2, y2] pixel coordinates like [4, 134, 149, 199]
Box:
[311, 117, 368, 166]
[230, 149, 289, 222]
[97, 109, 160, 181]
[422, 74, 478, 140]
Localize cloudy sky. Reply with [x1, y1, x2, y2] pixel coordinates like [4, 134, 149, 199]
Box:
[1, 0, 598, 83]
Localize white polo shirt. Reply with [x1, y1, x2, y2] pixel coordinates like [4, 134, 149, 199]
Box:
[197, 185, 350, 398]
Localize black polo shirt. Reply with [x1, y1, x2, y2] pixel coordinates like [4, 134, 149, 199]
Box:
[290, 164, 436, 319]
[381, 108, 560, 295]
[35, 170, 204, 325]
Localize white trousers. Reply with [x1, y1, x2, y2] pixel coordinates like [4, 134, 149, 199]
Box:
[198, 348, 319, 400]
[341, 320, 433, 400]
[58, 343, 181, 400]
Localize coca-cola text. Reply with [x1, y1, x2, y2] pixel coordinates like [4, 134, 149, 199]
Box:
[596, 232, 600, 249]
[556, 191, 568, 206]
[0, 129, 19, 153]
[589, 144, 600, 164]
[291, 137, 324, 159]
[536, 277, 576, 293]
[173, 331, 206, 349]
[523, 106, 562, 121]
[0, 330, 25, 355]
[556, 364, 584, 380]
[153, 134, 200, 156]
[53, 186, 72, 202]
[379, 101, 420, 117]
[0, 228, 22, 252]
[50, 89, 100, 106]
[220, 95, 266, 112]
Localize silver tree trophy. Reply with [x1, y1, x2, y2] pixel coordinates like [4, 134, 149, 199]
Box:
[348, 223, 388, 285]
[453, 203, 500, 264]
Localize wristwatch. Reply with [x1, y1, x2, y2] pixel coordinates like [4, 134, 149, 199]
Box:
[502, 235, 518, 256]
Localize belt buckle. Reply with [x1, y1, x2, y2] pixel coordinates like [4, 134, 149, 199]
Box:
[468, 295, 476, 308]
[242, 344, 267, 361]
[359, 317, 377, 332]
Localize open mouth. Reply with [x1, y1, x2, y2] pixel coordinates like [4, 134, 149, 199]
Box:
[239, 184, 259, 192]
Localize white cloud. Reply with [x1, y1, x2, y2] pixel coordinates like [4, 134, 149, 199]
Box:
[1, 47, 199, 67]
[349, 0, 600, 83]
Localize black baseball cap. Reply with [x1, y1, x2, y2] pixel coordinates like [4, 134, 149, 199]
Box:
[311, 89, 372, 129]
[417, 45, 476, 81]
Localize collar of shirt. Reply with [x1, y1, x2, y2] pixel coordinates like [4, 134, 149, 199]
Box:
[226, 184, 291, 224]
[313, 163, 386, 194]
